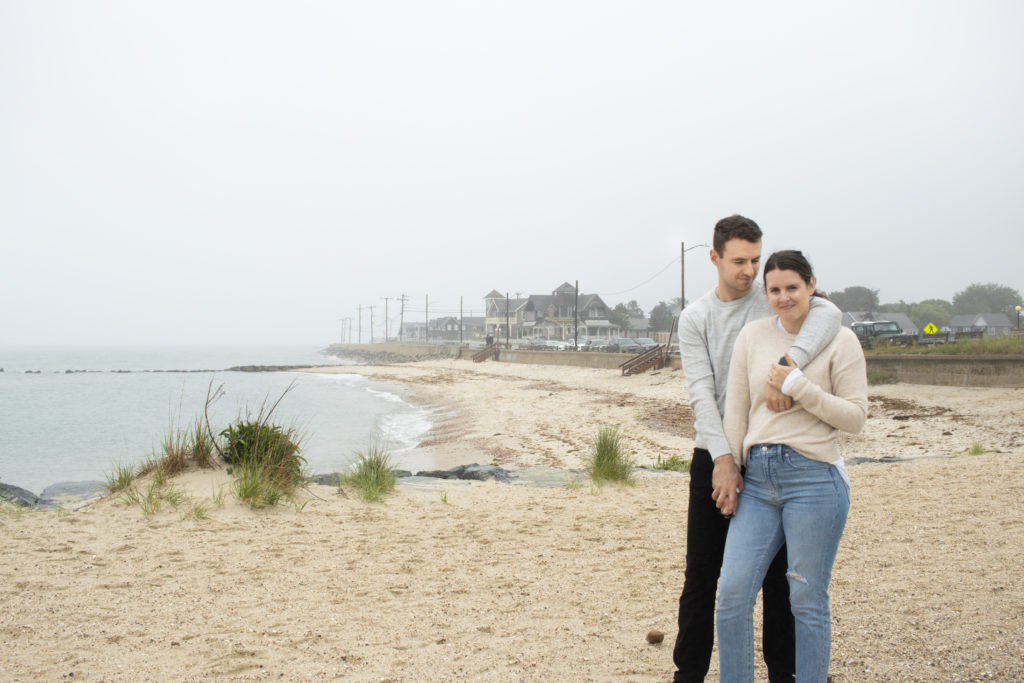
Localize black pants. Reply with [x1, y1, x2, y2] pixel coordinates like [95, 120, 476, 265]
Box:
[672, 448, 795, 682]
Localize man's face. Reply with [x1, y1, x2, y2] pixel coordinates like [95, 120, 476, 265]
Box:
[711, 238, 762, 301]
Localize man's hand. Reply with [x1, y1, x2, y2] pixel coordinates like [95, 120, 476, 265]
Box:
[711, 455, 743, 518]
[765, 384, 793, 412]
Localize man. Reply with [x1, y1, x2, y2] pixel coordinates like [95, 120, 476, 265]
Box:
[672, 215, 841, 682]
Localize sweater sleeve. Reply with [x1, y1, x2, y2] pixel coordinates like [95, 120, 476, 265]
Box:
[787, 296, 842, 369]
[678, 310, 731, 460]
[788, 331, 868, 434]
[723, 327, 752, 467]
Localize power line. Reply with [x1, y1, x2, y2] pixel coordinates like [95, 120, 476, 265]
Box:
[597, 255, 682, 298]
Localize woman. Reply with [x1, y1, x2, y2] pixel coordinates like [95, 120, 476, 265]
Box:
[716, 250, 868, 683]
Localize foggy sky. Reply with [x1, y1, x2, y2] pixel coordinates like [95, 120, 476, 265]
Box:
[2, 1, 1021, 345]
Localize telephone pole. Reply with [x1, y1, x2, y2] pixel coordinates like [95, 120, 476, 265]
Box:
[368, 305, 376, 344]
[381, 297, 391, 342]
[398, 294, 407, 341]
[357, 305, 362, 344]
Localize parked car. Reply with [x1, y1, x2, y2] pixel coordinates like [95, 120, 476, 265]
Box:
[546, 340, 567, 351]
[634, 337, 660, 352]
[607, 337, 641, 354]
[525, 337, 548, 349]
[585, 339, 609, 352]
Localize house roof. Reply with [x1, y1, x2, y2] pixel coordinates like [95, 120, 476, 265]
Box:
[626, 317, 650, 331]
[949, 313, 1013, 328]
[483, 290, 504, 299]
[553, 282, 576, 294]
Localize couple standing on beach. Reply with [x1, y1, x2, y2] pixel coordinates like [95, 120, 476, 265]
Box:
[671, 215, 868, 683]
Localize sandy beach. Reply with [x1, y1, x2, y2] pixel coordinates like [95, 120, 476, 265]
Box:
[2, 358, 1022, 681]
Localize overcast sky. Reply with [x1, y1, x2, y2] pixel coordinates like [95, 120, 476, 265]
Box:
[2, 1, 1021, 345]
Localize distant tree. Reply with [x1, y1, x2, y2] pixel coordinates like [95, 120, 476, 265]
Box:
[624, 300, 645, 318]
[607, 304, 630, 330]
[825, 286, 879, 313]
[648, 301, 675, 332]
[952, 282, 1023, 318]
[910, 299, 953, 329]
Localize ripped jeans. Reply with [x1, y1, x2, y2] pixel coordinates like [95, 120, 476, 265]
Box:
[716, 444, 849, 683]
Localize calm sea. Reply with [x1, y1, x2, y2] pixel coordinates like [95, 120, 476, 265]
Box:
[0, 345, 435, 494]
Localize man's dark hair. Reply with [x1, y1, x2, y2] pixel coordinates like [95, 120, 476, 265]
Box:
[713, 215, 763, 255]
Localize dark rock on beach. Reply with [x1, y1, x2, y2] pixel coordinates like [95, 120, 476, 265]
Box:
[0, 481, 107, 509]
[414, 463, 512, 483]
[0, 483, 41, 507]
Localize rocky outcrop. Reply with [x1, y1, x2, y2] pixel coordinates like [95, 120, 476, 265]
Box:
[0, 483, 40, 507]
[413, 463, 513, 482]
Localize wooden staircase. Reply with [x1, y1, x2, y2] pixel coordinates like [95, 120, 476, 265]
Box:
[472, 345, 500, 362]
[619, 345, 666, 376]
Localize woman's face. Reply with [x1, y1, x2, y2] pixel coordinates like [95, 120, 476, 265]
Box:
[765, 268, 816, 329]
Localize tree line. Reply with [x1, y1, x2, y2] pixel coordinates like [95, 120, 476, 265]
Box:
[612, 282, 1022, 334]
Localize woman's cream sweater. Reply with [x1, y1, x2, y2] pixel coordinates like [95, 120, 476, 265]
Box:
[723, 317, 869, 467]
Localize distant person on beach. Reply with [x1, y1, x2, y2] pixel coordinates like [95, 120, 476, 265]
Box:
[486, 332, 494, 347]
[716, 250, 867, 682]
[672, 216, 842, 683]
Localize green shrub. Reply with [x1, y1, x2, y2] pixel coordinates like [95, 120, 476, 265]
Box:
[586, 426, 635, 485]
[866, 370, 897, 386]
[219, 421, 305, 486]
[653, 454, 690, 472]
[342, 443, 398, 502]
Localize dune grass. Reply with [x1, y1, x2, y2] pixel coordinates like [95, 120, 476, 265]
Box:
[865, 336, 1024, 355]
[653, 453, 691, 472]
[586, 426, 635, 485]
[342, 442, 398, 502]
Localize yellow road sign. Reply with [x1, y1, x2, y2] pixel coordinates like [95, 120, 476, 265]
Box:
[924, 323, 938, 334]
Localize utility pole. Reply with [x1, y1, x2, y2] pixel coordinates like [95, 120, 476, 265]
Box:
[381, 297, 391, 342]
[574, 280, 579, 349]
[357, 305, 362, 344]
[398, 294, 407, 342]
[681, 242, 685, 312]
[368, 305, 376, 344]
[505, 292, 510, 348]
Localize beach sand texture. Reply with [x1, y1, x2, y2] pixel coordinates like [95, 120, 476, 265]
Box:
[2, 359, 1022, 681]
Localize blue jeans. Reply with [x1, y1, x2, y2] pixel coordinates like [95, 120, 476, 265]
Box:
[716, 444, 850, 683]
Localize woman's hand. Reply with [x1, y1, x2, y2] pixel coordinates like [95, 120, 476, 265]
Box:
[767, 353, 797, 392]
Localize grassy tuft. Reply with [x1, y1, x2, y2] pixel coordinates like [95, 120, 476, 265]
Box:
[653, 454, 691, 472]
[585, 426, 635, 485]
[969, 442, 985, 456]
[865, 336, 1024, 356]
[105, 462, 138, 493]
[342, 442, 398, 502]
[866, 370, 897, 386]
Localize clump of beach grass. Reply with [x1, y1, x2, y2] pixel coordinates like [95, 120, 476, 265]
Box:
[221, 420, 306, 508]
[105, 462, 138, 493]
[585, 426, 635, 485]
[213, 382, 308, 509]
[119, 475, 190, 516]
[969, 442, 985, 456]
[653, 453, 690, 472]
[342, 441, 398, 502]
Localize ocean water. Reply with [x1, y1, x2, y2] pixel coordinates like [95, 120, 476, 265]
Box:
[0, 345, 435, 494]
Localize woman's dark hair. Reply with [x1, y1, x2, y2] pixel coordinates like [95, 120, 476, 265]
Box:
[763, 250, 827, 298]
